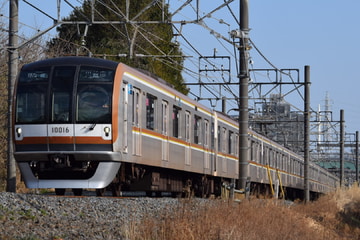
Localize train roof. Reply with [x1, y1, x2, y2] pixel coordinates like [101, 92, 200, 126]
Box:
[21, 57, 119, 70]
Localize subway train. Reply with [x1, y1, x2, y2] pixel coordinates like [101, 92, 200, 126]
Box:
[13, 57, 339, 198]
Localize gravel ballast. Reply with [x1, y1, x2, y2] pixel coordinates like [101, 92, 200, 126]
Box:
[0, 192, 197, 239]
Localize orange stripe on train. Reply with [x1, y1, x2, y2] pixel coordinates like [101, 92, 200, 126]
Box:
[15, 137, 47, 145]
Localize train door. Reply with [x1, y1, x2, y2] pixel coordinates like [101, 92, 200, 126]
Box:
[185, 111, 191, 165]
[132, 87, 142, 156]
[161, 100, 169, 161]
[49, 66, 76, 151]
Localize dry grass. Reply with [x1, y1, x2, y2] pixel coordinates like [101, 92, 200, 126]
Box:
[125, 185, 360, 240]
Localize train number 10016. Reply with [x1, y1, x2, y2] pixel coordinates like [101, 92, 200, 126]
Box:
[51, 126, 70, 134]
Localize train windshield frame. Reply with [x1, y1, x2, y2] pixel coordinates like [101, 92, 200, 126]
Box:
[15, 65, 114, 124]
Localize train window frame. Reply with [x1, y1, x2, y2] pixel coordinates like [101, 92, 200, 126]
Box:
[228, 130, 233, 154]
[122, 82, 129, 153]
[185, 111, 191, 142]
[172, 105, 181, 138]
[161, 100, 170, 159]
[146, 93, 157, 130]
[235, 133, 239, 157]
[222, 127, 226, 153]
[250, 140, 255, 161]
[161, 101, 169, 136]
[263, 146, 268, 165]
[132, 87, 141, 127]
[194, 115, 202, 144]
[268, 148, 273, 167]
[211, 122, 215, 149]
[218, 125, 221, 151]
[204, 119, 209, 147]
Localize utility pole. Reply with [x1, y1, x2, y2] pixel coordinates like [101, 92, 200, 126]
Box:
[238, 0, 250, 190]
[304, 65, 310, 202]
[7, 0, 19, 192]
[356, 131, 359, 185]
[340, 109, 344, 187]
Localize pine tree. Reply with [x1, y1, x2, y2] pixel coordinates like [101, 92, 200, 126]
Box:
[47, 0, 188, 94]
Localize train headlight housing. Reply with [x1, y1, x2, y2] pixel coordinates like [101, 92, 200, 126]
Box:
[104, 127, 111, 137]
[16, 127, 22, 138]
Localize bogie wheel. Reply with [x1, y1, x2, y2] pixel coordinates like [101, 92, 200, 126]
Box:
[55, 188, 66, 196]
[111, 173, 122, 197]
[111, 183, 121, 197]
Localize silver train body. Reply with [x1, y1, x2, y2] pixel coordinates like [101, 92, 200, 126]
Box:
[13, 57, 338, 197]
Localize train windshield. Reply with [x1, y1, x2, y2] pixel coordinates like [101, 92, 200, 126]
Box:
[16, 68, 50, 123]
[76, 67, 113, 123]
[15, 65, 114, 124]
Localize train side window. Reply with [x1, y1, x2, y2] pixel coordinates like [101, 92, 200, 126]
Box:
[132, 88, 141, 127]
[185, 111, 191, 142]
[269, 148, 272, 167]
[122, 82, 129, 153]
[250, 140, 255, 161]
[172, 106, 181, 138]
[161, 101, 169, 136]
[218, 126, 221, 151]
[146, 93, 157, 130]
[222, 127, 226, 153]
[235, 133, 239, 157]
[194, 115, 202, 144]
[211, 122, 215, 149]
[228, 131, 233, 154]
[264, 146, 268, 165]
[204, 119, 209, 147]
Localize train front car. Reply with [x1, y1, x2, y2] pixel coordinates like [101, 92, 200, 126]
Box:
[13, 57, 121, 194]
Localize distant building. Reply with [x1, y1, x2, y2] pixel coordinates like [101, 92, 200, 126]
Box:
[250, 93, 304, 153]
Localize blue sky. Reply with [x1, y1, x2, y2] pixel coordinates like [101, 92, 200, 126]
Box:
[249, 1, 360, 135]
[3, 0, 360, 135]
[171, 0, 360, 136]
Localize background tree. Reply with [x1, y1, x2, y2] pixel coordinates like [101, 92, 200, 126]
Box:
[0, 4, 8, 191]
[47, 0, 188, 94]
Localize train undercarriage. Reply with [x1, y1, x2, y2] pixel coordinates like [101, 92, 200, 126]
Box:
[28, 159, 320, 200]
[93, 163, 224, 198]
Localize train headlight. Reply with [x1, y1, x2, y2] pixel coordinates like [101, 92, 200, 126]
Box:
[104, 127, 111, 137]
[16, 127, 22, 138]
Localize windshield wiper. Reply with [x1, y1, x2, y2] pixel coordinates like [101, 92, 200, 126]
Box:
[89, 123, 96, 131]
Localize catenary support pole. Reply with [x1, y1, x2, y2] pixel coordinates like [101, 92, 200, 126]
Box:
[356, 131, 359, 185]
[303, 65, 310, 202]
[340, 109, 344, 187]
[238, 0, 250, 191]
[7, 0, 19, 192]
